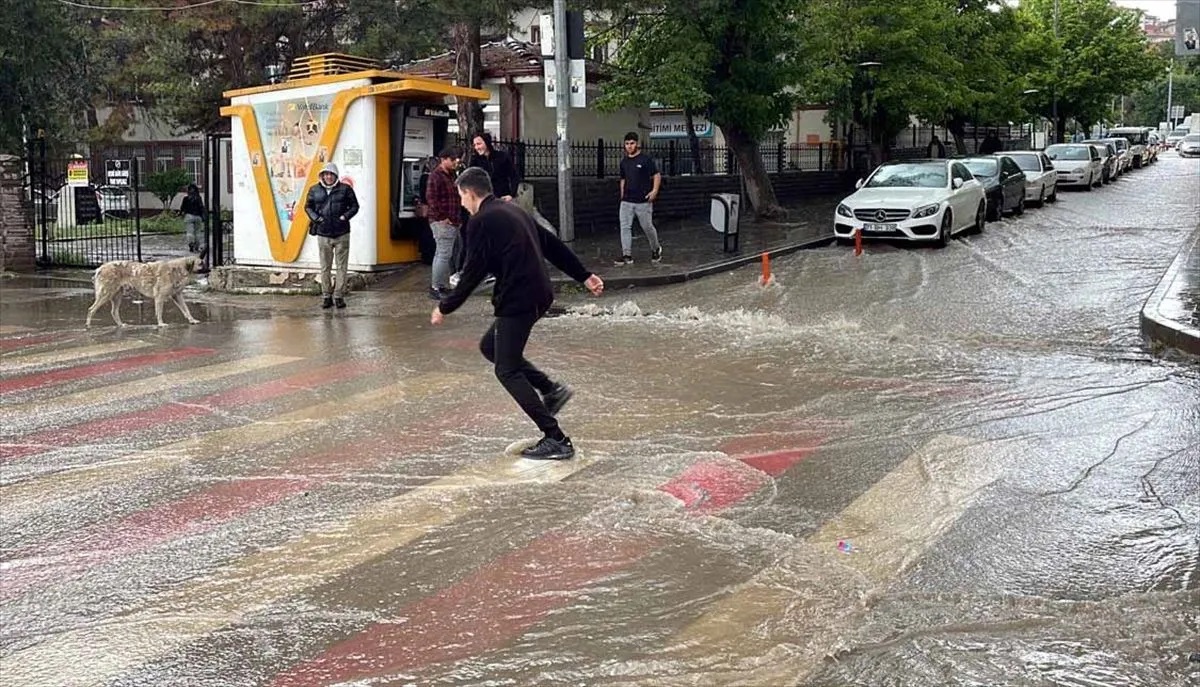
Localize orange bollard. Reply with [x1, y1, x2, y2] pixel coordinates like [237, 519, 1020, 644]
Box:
[760, 252, 771, 285]
[854, 228, 863, 256]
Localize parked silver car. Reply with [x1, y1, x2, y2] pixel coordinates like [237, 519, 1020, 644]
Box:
[1178, 133, 1200, 158]
[1005, 151, 1058, 204]
[1044, 144, 1101, 190]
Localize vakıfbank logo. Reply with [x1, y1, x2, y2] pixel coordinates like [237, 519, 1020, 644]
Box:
[1179, 0, 1200, 56]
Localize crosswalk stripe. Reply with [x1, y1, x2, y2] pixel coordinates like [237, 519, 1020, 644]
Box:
[0, 451, 592, 687]
[0, 374, 470, 520]
[0, 347, 215, 395]
[0, 340, 152, 373]
[0, 354, 299, 420]
[663, 434, 1005, 685]
[0, 325, 33, 335]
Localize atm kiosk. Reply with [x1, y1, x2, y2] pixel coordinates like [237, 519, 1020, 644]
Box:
[220, 54, 486, 271]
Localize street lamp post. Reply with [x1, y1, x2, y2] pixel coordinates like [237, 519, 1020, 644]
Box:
[1052, 0, 1059, 142]
[1023, 89, 1040, 148]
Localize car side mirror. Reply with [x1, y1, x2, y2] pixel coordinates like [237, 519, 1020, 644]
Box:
[855, 178, 864, 189]
[952, 178, 964, 189]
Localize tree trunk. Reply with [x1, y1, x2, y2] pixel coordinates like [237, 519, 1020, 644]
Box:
[684, 107, 704, 174]
[1055, 114, 1066, 144]
[947, 115, 968, 156]
[451, 21, 485, 142]
[721, 124, 784, 219]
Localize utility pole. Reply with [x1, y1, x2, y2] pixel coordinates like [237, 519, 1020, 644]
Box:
[1167, 61, 1175, 129]
[1052, 0, 1060, 142]
[553, 0, 574, 242]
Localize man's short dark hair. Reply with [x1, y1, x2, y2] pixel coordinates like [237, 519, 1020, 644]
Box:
[624, 131, 639, 143]
[455, 166, 493, 197]
[438, 146, 461, 160]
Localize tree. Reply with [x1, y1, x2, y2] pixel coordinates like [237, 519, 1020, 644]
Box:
[0, 0, 92, 153]
[1128, 45, 1200, 127]
[145, 167, 193, 210]
[1019, 0, 1160, 141]
[595, 1, 803, 218]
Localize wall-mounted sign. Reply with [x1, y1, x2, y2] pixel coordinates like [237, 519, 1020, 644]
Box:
[407, 104, 452, 119]
[1179, 0, 1199, 56]
[649, 111, 714, 138]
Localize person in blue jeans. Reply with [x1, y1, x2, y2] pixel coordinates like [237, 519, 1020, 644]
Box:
[422, 147, 462, 300]
[614, 132, 663, 266]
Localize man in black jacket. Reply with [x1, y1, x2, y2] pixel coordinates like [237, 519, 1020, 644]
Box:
[432, 167, 604, 460]
[304, 163, 359, 309]
[467, 132, 520, 200]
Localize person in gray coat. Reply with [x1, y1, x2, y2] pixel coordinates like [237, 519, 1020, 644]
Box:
[304, 163, 359, 309]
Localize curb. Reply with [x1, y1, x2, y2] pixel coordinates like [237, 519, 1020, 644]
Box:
[551, 233, 836, 291]
[1140, 227, 1200, 357]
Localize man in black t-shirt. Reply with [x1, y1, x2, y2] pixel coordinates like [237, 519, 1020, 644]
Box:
[614, 132, 663, 266]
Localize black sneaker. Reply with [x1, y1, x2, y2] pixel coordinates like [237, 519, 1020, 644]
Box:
[651, 247, 663, 263]
[334, 297, 346, 309]
[428, 287, 444, 300]
[613, 255, 633, 266]
[542, 383, 574, 416]
[520, 435, 575, 460]
[321, 297, 334, 309]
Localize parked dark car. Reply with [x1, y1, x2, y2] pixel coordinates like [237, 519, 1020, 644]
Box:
[959, 155, 1027, 220]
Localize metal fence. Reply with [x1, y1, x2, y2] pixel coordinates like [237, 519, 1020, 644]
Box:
[25, 137, 143, 267]
[492, 138, 848, 179]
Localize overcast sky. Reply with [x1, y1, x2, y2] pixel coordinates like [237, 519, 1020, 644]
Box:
[1113, 0, 1177, 21]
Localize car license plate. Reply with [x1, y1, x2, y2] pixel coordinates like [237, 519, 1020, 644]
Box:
[863, 223, 897, 232]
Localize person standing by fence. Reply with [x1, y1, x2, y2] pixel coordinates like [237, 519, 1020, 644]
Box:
[614, 132, 663, 266]
[421, 147, 462, 300]
[180, 184, 206, 254]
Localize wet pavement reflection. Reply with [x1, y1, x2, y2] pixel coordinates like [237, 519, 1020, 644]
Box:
[0, 154, 1197, 686]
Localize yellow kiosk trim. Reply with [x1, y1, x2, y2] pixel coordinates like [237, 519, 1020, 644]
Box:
[221, 80, 488, 263]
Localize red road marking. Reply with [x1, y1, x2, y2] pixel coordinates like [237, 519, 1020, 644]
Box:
[0, 334, 68, 352]
[268, 436, 829, 685]
[0, 362, 373, 463]
[270, 531, 654, 687]
[0, 403, 500, 599]
[0, 347, 215, 395]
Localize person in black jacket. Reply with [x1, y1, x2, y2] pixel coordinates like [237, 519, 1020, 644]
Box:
[468, 132, 520, 200]
[179, 184, 206, 253]
[304, 163, 359, 309]
[432, 167, 604, 460]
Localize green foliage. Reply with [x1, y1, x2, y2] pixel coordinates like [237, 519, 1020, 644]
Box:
[1018, 0, 1161, 133]
[1127, 45, 1200, 127]
[144, 168, 192, 210]
[0, 0, 90, 153]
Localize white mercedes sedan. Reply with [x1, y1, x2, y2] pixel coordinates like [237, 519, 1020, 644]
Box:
[834, 159, 986, 247]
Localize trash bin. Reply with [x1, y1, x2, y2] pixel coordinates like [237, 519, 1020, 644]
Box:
[710, 193, 740, 252]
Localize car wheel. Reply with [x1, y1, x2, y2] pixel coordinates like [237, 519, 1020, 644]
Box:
[1085, 173, 1094, 191]
[1014, 195, 1025, 216]
[1037, 186, 1046, 206]
[974, 202, 986, 234]
[1047, 186, 1057, 203]
[986, 195, 1000, 221]
[935, 210, 952, 248]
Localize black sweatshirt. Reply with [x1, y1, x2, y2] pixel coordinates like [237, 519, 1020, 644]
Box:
[438, 196, 593, 317]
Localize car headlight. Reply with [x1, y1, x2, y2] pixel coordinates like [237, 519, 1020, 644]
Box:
[911, 203, 941, 219]
[1071, 167, 1085, 174]
[836, 203, 853, 218]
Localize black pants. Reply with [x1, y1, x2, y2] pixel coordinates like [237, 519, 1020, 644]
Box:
[480, 313, 560, 438]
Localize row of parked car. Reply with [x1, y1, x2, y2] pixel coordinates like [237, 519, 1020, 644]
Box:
[833, 131, 1174, 247]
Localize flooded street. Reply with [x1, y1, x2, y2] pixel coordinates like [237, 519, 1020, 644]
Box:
[1, 154, 1198, 686]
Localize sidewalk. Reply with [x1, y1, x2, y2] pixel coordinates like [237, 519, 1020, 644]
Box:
[379, 195, 840, 295]
[1141, 227, 1200, 357]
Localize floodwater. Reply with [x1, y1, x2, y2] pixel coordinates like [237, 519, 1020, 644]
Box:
[0, 154, 1197, 686]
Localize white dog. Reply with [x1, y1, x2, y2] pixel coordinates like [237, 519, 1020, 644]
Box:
[86, 256, 203, 327]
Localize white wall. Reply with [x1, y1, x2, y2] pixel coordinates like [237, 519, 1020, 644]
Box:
[518, 83, 646, 141]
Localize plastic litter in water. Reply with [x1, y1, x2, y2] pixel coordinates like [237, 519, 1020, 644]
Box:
[837, 540, 853, 553]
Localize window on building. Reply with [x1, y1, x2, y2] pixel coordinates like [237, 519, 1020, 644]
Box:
[155, 156, 174, 173]
[591, 43, 607, 63]
[530, 24, 541, 46]
[184, 157, 202, 187]
[134, 157, 146, 186]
